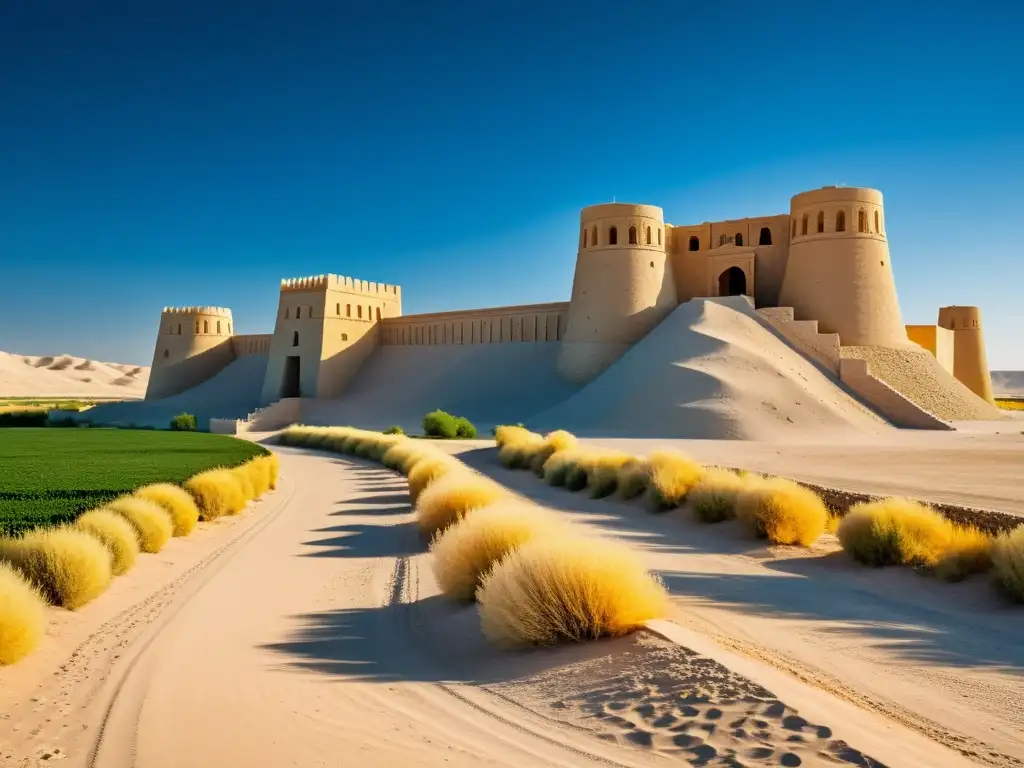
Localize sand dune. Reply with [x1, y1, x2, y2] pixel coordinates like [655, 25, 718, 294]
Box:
[0, 350, 149, 398]
[529, 297, 889, 439]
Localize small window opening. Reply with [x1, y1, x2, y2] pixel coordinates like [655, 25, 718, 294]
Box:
[801, 215, 808, 235]
[163, 349, 169, 359]
[688, 235, 699, 251]
[346, 304, 351, 317]
[628, 225, 637, 244]
[357, 306, 363, 319]
[858, 209, 867, 233]
[817, 211, 824, 233]
[759, 226, 772, 245]
[719, 234, 728, 246]
[608, 226, 618, 245]
[646, 226, 652, 244]
[203, 320, 209, 333]
[874, 211, 880, 232]
[836, 210, 846, 232]
[292, 331, 299, 347]
[657, 228, 662, 245]
[342, 333, 348, 341]
[735, 232, 743, 246]
[376, 307, 381, 321]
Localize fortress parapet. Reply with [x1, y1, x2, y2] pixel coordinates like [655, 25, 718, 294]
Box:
[280, 274, 402, 300]
[147, 304, 237, 400]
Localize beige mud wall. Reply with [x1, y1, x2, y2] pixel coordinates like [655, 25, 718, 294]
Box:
[779, 187, 908, 347]
[231, 334, 272, 357]
[905, 325, 954, 375]
[146, 307, 237, 400]
[380, 302, 568, 346]
[557, 203, 678, 384]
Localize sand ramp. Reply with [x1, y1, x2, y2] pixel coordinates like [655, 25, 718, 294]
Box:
[530, 297, 889, 439]
[302, 342, 579, 431]
[77, 354, 268, 429]
[0, 350, 150, 397]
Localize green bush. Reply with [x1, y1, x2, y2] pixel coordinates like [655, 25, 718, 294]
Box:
[423, 410, 458, 439]
[170, 413, 197, 432]
[384, 425, 404, 435]
[454, 417, 477, 439]
[0, 411, 48, 428]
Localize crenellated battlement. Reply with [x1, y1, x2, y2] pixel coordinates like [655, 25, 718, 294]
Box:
[162, 306, 233, 317]
[280, 273, 401, 300]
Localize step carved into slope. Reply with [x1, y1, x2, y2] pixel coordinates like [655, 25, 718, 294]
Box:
[756, 307, 840, 374]
[838, 358, 953, 430]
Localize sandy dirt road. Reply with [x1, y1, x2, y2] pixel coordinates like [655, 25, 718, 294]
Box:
[456, 447, 1024, 768]
[0, 448, 992, 767]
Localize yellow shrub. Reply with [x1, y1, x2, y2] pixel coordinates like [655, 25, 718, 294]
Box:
[430, 503, 558, 601]
[494, 425, 539, 448]
[498, 438, 542, 470]
[408, 458, 457, 504]
[382, 442, 422, 472]
[647, 451, 704, 511]
[105, 497, 174, 553]
[542, 450, 581, 487]
[736, 477, 827, 546]
[231, 465, 257, 501]
[936, 526, 993, 582]
[0, 561, 47, 665]
[135, 483, 200, 537]
[265, 452, 280, 489]
[586, 453, 634, 498]
[689, 469, 750, 523]
[0, 527, 112, 610]
[616, 458, 650, 500]
[241, 457, 272, 498]
[76, 509, 139, 575]
[525, 431, 579, 476]
[993, 526, 1024, 601]
[478, 536, 668, 647]
[837, 498, 954, 567]
[185, 468, 246, 520]
[416, 474, 507, 538]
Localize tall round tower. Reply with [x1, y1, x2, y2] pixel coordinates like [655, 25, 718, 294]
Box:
[778, 187, 908, 347]
[556, 203, 677, 384]
[938, 305, 994, 403]
[146, 306, 236, 400]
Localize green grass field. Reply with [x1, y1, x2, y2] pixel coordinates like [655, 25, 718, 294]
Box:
[0, 429, 268, 535]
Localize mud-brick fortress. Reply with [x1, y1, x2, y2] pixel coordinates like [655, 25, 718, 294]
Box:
[146, 185, 996, 429]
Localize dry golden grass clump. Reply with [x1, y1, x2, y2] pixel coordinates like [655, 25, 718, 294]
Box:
[264, 453, 281, 489]
[736, 477, 827, 546]
[993, 526, 1024, 601]
[0, 561, 47, 665]
[498, 435, 544, 470]
[415, 473, 507, 538]
[231, 465, 257, 501]
[527, 431, 579, 475]
[542, 449, 582, 487]
[185, 468, 247, 520]
[278, 425, 318, 446]
[477, 536, 668, 647]
[494, 425, 539, 448]
[136, 483, 200, 537]
[584, 452, 634, 498]
[647, 451, 704, 512]
[430, 502, 558, 601]
[408, 457, 458, 504]
[76, 509, 139, 575]
[838, 497, 993, 580]
[104, 496, 174, 553]
[616, 458, 651, 500]
[0, 527, 112, 610]
[689, 468, 751, 523]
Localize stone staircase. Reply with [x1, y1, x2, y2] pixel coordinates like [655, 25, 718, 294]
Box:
[210, 398, 303, 435]
[755, 306, 952, 430]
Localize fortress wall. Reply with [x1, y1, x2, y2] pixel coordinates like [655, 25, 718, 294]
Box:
[380, 302, 569, 346]
[231, 334, 272, 357]
[938, 305, 995, 403]
[906, 325, 954, 375]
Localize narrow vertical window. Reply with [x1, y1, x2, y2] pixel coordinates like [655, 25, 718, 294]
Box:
[646, 226, 652, 245]
[346, 304, 351, 317]
[628, 226, 637, 244]
[196, 321, 200, 333]
[735, 233, 743, 246]
[292, 331, 299, 346]
[217, 321, 221, 334]
[608, 226, 618, 245]
[177, 323, 181, 335]
[836, 210, 846, 232]
[296, 307, 301, 319]
[658, 228, 662, 245]
[759, 226, 772, 245]
[858, 209, 866, 233]
[719, 234, 727, 246]
[336, 303, 340, 315]
[203, 320, 209, 333]
[801, 215, 808, 235]
[358, 306, 363, 318]
[688, 236, 699, 251]
[376, 307, 382, 321]
[874, 211, 880, 232]
[817, 211, 824, 233]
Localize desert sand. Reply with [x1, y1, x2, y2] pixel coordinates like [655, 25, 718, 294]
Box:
[0, 447, 984, 768]
[0, 350, 149, 399]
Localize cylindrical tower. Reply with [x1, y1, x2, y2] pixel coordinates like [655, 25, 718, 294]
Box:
[938, 305, 994, 403]
[556, 203, 678, 384]
[146, 306, 236, 400]
[778, 186, 908, 347]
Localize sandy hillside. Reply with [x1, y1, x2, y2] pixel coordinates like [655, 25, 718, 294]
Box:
[529, 296, 889, 439]
[0, 447, 974, 768]
[0, 350, 149, 398]
[992, 370, 1024, 397]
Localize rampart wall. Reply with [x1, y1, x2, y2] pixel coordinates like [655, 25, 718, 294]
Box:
[381, 303, 569, 346]
[231, 334, 273, 357]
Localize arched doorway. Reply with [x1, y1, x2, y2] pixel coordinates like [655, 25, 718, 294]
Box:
[718, 266, 746, 296]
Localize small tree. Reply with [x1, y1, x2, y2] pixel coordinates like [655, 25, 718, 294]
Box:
[384, 425, 404, 435]
[170, 412, 197, 432]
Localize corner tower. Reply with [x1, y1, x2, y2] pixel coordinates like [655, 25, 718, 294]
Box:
[556, 203, 677, 384]
[778, 187, 907, 347]
[938, 305, 994, 403]
[146, 306, 236, 400]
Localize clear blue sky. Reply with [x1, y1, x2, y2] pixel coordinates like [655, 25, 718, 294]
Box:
[1, 0, 1022, 368]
